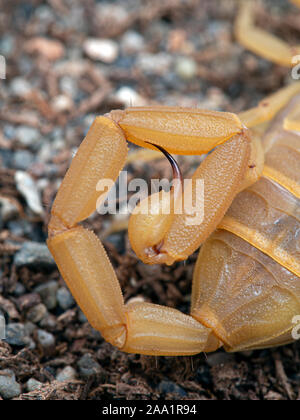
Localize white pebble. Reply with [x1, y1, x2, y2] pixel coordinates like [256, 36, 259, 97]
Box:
[15, 171, 44, 216]
[115, 87, 147, 107]
[83, 38, 119, 63]
[10, 77, 32, 98]
[121, 31, 144, 54]
[175, 57, 198, 80]
[51, 94, 73, 112]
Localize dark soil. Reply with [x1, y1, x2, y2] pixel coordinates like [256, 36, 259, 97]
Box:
[0, 0, 299, 400]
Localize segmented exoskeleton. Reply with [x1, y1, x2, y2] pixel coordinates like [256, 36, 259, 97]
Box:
[192, 96, 300, 352]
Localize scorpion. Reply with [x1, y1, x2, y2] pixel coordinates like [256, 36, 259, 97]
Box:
[47, 1, 300, 356]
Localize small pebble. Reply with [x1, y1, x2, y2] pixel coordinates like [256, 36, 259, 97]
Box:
[0, 370, 21, 399]
[14, 242, 55, 270]
[37, 329, 55, 350]
[96, 3, 129, 32]
[17, 292, 41, 311]
[56, 287, 75, 310]
[56, 366, 77, 382]
[83, 38, 119, 63]
[25, 37, 65, 61]
[0, 197, 20, 223]
[77, 353, 103, 378]
[0, 35, 15, 57]
[39, 314, 57, 330]
[78, 310, 88, 324]
[26, 303, 48, 323]
[26, 378, 42, 392]
[35, 281, 58, 310]
[175, 56, 198, 80]
[0, 149, 13, 167]
[10, 77, 32, 98]
[12, 150, 35, 170]
[15, 126, 40, 147]
[138, 53, 172, 76]
[5, 323, 28, 346]
[8, 219, 44, 242]
[121, 31, 144, 54]
[51, 94, 73, 113]
[115, 86, 147, 107]
[24, 322, 36, 336]
[15, 171, 44, 215]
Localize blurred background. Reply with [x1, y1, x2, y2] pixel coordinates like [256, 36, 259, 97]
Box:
[0, 0, 299, 400]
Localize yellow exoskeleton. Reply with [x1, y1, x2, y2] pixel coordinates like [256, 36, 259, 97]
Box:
[47, 0, 300, 356]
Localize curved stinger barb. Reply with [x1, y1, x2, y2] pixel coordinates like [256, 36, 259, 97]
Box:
[146, 142, 184, 188]
[144, 142, 184, 256]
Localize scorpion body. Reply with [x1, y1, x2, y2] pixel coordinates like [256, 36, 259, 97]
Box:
[48, 88, 300, 356]
[48, 0, 300, 355]
[192, 97, 300, 352]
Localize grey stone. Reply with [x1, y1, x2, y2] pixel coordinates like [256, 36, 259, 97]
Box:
[77, 353, 102, 378]
[15, 126, 40, 147]
[0, 370, 21, 399]
[5, 323, 27, 346]
[37, 329, 55, 349]
[0, 35, 15, 57]
[0, 197, 20, 223]
[78, 310, 88, 324]
[26, 303, 48, 323]
[26, 378, 42, 392]
[8, 220, 43, 242]
[24, 322, 36, 336]
[57, 287, 75, 310]
[137, 53, 172, 76]
[39, 314, 57, 330]
[14, 242, 55, 271]
[121, 31, 144, 54]
[56, 366, 77, 382]
[12, 150, 35, 170]
[35, 281, 58, 310]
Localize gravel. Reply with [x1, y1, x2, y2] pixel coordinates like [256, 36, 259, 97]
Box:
[15, 171, 44, 216]
[83, 38, 119, 63]
[0, 197, 20, 222]
[0, 370, 22, 400]
[5, 323, 28, 346]
[15, 126, 40, 148]
[34, 281, 58, 310]
[56, 287, 75, 310]
[26, 378, 43, 393]
[14, 242, 56, 271]
[77, 353, 103, 379]
[36, 329, 55, 352]
[56, 366, 77, 382]
[26, 303, 48, 323]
